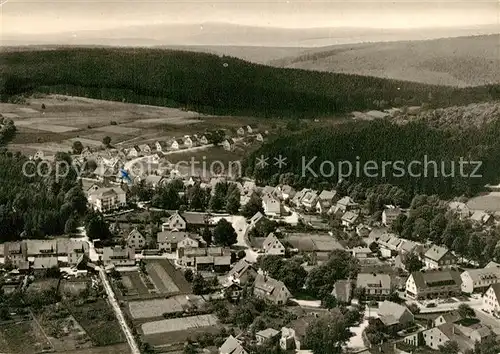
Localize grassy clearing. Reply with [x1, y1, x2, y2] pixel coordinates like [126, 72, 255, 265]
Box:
[0, 321, 53, 353]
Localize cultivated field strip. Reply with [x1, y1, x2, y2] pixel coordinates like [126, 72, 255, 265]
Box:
[141, 315, 218, 335]
[146, 262, 179, 294]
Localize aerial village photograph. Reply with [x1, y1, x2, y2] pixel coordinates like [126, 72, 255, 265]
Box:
[1, 0, 500, 354]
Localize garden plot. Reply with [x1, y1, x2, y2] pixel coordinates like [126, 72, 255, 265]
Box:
[1, 113, 20, 119]
[145, 261, 180, 294]
[120, 271, 149, 297]
[128, 296, 187, 319]
[141, 314, 218, 335]
[0, 321, 53, 353]
[27, 124, 80, 133]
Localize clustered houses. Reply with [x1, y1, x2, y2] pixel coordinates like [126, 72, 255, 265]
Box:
[461, 261, 500, 293]
[1, 239, 90, 271]
[86, 184, 127, 213]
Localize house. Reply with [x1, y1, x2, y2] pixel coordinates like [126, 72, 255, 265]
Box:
[253, 274, 291, 305]
[262, 194, 282, 217]
[250, 211, 265, 225]
[256, 328, 280, 346]
[332, 279, 352, 304]
[434, 311, 463, 326]
[157, 231, 196, 252]
[102, 246, 135, 266]
[184, 136, 193, 148]
[227, 258, 257, 285]
[356, 224, 372, 238]
[3, 242, 27, 268]
[26, 239, 58, 258]
[356, 273, 392, 299]
[57, 240, 89, 264]
[332, 196, 359, 214]
[423, 245, 457, 269]
[470, 211, 494, 226]
[199, 135, 209, 145]
[276, 185, 295, 201]
[382, 206, 402, 227]
[162, 211, 188, 231]
[405, 269, 462, 300]
[87, 186, 127, 212]
[224, 282, 244, 300]
[301, 190, 319, 209]
[127, 145, 141, 158]
[262, 233, 286, 256]
[155, 141, 169, 152]
[219, 335, 248, 354]
[291, 188, 310, 207]
[138, 144, 152, 154]
[315, 190, 337, 213]
[461, 265, 500, 294]
[126, 228, 146, 250]
[255, 133, 264, 142]
[423, 323, 492, 353]
[483, 283, 500, 314]
[351, 247, 372, 259]
[222, 139, 235, 151]
[214, 256, 232, 273]
[341, 211, 360, 228]
[378, 301, 414, 331]
[237, 127, 246, 136]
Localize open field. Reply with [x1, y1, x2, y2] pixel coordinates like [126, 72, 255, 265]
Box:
[271, 34, 500, 87]
[2, 95, 273, 157]
[60, 279, 88, 295]
[0, 320, 53, 353]
[141, 314, 218, 335]
[67, 300, 125, 347]
[144, 259, 191, 295]
[27, 278, 60, 293]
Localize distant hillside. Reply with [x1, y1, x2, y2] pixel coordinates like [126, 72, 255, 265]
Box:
[1, 48, 500, 119]
[270, 34, 500, 87]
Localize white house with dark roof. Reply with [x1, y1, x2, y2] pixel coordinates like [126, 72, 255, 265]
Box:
[424, 245, 457, 269]
[262, 233, 285, 256]
[356, 273, 392, 299]
[291, 188, 310, 207]
[461, 263, 500, 293]
[254, 274, 291, 305]
[315, 190, 337, 213]
[483, 283, 500, 314]
[301, 190, 319, 209]
[405, 269, 462, 300]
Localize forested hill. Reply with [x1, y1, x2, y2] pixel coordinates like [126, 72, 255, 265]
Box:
[244, 119, 500, 197]
[1, 48, 500, 118]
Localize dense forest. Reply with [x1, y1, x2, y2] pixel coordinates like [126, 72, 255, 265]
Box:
[0, 150, 87, 240]
[244, 119, 500, 197]
[1, 48, 500, 118]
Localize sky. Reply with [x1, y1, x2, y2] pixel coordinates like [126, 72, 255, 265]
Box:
[2, 0, 499, 36]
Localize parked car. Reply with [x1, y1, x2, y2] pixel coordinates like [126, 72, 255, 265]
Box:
[426, 303, 437, 308]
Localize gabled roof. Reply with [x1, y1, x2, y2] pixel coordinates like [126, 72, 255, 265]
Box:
[318, 190, 336, 201]
[410, 269, 461, 289]
[219, 335, 247, 354]
[435, 311, 463, 324]
[463, 267, 500, 283]
[487, 283, 500, 301]
[127, 228, 145, 241]
[424, 245, 451, 262]
[337, 196, 358, 207]
[228, 258, 256, 278]
[157, 230, 189, 244]
[341, 210, 359, 223]
[378, 301, 413, 326]
[256, 328, 280, 339]
[356, 273, 391, 289]
[254, 274, 290, 301]
[250, 212, 265, 224]
[262, 233, 284, 251]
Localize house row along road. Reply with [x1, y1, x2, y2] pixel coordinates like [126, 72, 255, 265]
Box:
[72, 227, 140, 354]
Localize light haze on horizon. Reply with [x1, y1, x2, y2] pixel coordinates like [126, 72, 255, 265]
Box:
[2, 0, 499, 36]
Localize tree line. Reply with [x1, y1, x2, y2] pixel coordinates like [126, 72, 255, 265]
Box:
[1, 48, 500, 118]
